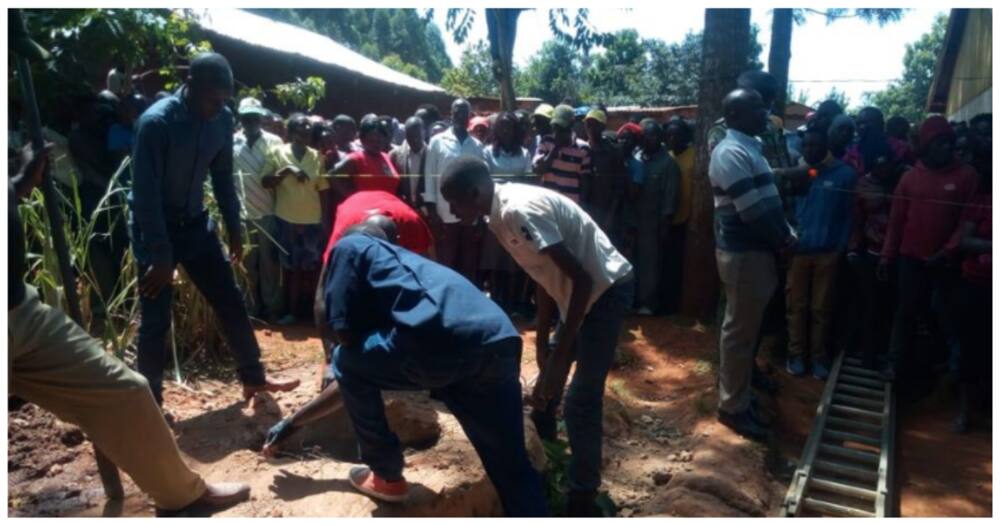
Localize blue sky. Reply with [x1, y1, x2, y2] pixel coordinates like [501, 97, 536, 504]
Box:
[433, 7, 947, 109]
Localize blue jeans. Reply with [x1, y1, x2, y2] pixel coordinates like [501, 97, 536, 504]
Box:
[131, 215, 266, 404]
[332, 336, 548, 517]
[536, 273, 634, 492]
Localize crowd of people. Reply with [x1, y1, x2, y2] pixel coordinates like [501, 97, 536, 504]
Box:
[7, 48, 992, 517]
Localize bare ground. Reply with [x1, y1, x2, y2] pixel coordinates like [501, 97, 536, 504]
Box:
[7, 317, 991, 517]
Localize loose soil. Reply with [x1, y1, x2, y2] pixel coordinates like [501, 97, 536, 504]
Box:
[7, 318, 991, 517]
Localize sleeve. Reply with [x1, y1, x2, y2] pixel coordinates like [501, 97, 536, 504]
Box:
[711, 148, 791, 250]
[324, 238, 366, 332]
[505, 206, 563, 253]
[130, 116, 172, 265]
[313, 154, 330, 191]
[532, 139, 553, 169]
[209, 120, 242, 236]
[880, 172, 911, 262]
[422, 139, 440, 203]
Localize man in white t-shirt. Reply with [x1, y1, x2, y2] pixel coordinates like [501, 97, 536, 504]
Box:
[441, 156, 634, 517]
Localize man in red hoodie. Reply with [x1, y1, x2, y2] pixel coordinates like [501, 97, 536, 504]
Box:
[878, 116, 979, 382]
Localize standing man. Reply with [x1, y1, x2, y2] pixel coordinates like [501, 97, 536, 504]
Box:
[528, 103, 554, 157]
[664, 117, 695, 314]
[423, 98, 486, 282]
[129, 53, 299, 409]
[631, 120, 680, 316]
[389, 116, 427, 208]
[233, 97, 285, 323]
[442, 157, 634, 517]
[266, 229, 548, 517]
[709, 89, 796, 441]
[534, 104, 592, 205]
[581, 108, 626, 252]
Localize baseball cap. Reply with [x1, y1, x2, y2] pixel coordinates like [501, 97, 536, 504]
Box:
[574, 106, 591, 119]
[533, 103, 555, 120]
[238, 97, 269, 117]
[469, 116, 490, 131]
[551, 105, 575, 128]
[584, 109, 607, 125]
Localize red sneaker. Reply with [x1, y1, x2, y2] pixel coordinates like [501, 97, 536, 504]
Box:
[348, 466, 408, 503]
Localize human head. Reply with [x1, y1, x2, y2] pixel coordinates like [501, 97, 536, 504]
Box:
[855, 107, 885, 140]
[801, 125, 829, 166]
[186, 52, 234, 120]
[311, 121, 331, 149]
[332, 114, 357, 145]
[970, 113, 991, 140]
[532, 103, 554, 136]
[584, 108, 607, 143]
[238, 97, 268, 138]
[616, 122, 643, 155]
[363, 213, 399, 244]
[415, 104, 441, 129]
[440, 156, 495, 224]
[404, 116, 424, 151]
[265, 111, 286, 141]
[286, 113, 312, 147]
[664, 116, 693, 153]
[737, 70, 779, 111]
[827, 114, 856, 156]
[494, 112, 522, 150]
[722, 88, 768, 136]
[885, 116, 911, 141]
[550, 104, 575, 147]
[918, 115, 956, 168]
[641, 119, 663, 153]
[451, 99, 472, 131]
[358, 114, 389, 154]
[813, 99, 845, 135]
[469, 115, 490, 142]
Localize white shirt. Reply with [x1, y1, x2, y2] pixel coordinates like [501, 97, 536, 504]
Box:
[488, 183, 633, 318]
[484, 145, 531, 179]
[424, 128, 486, 223]
[233, 130, 283, 220]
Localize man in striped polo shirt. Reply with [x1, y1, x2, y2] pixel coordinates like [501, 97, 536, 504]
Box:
[234, 97, 285, 323]
[533, 104, 592, 204]
[710, 88, 796, 442]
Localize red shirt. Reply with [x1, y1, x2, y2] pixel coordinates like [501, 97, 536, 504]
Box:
[322, 190, 433, 265]
[348, 150, 401, 195]
[947, 193, 991, 286]
[881, 160, 979, 262]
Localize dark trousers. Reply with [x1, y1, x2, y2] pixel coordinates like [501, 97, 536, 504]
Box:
[660, 224, 687, 315]
[436, 222, 482, 285]
[534, 274, 634, 492]
[851, 252, 895, 362]
[950, 280, 991, 385]
[332, 337, 548, 517]
[887, 256, 948, 378]
[132, 216, 266, 404]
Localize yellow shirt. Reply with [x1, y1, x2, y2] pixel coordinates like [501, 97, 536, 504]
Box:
[263, 144, 329, 225]
[670, 145, 695, 225]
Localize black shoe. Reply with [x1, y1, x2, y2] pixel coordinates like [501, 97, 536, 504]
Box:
[718, 409, 770, 442]
[748, 400, 771, 429]
[530, 408, 558, 442]
[566, 489, 602, 517]
[752, 367, 779, 394]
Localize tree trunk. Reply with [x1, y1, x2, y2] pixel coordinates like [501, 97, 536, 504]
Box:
[680, 8, 752, 322]
[486, 9, 521, 111]
[768, 8, 794, 119]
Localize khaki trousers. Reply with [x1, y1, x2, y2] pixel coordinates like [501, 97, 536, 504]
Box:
[785, 252, 839, 363]
[8, 286, 206, 510]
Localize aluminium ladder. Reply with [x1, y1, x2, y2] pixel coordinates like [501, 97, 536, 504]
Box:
[780, 351, 897, 517]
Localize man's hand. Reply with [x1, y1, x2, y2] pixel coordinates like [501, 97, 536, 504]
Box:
[530, 345, 572, 410]
[140, 263, 174, 298]
[228, 231, 244, 263]
[261, 417, 299, 457]
[876, 259, 890, 282]
[14, 143, 53, 199]
[296, 171, 310, 183]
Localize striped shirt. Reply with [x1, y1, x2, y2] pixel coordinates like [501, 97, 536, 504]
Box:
[533, 137, 591, 203]
[709, 129, 792, 252]
[234, 130, 283, 220]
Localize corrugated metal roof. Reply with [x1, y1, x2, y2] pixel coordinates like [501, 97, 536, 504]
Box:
[191, 8, 446, 94]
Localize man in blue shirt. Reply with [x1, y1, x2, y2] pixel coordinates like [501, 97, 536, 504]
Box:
[784, 125, 857, 380]
[129, 53, 298, 410]
[260, 228, 548, 517]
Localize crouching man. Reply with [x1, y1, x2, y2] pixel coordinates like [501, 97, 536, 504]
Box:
[9, 145, 249, 516]
[261, 226, 548, 517]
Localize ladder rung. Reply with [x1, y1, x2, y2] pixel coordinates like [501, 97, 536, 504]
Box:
[809, 476, 879, 501]
[802, 496, 876, 518]
[820, 443, 880, 464]
[841, 365, 882, 378]
[838, 374, 886, 389]
[843, 356, 863, 366]
[830, 404, 883, 420]
[833, 393, 885, 411]
[824, 428, 882, 448]
[836, 383, 885, 399]
[826, 416, 882, 434]
[813, 459, 879, 482]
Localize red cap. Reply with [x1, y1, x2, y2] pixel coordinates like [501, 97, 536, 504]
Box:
[469, 116, 490, 131]
[918, 115, 955, 151]
[616, 122, 644, 139]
